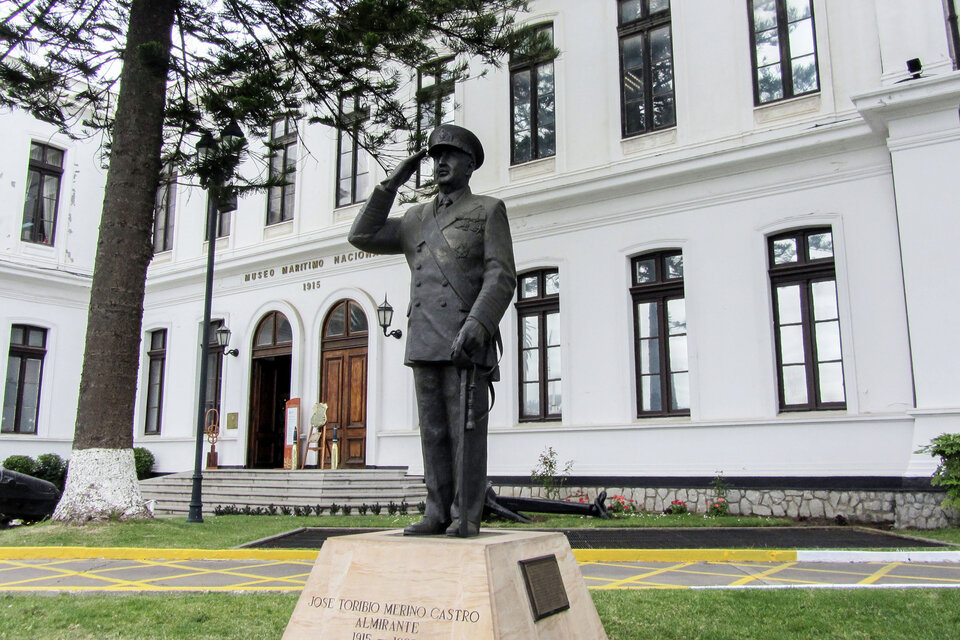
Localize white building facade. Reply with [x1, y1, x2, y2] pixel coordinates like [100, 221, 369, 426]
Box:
[3, 1, 960, 524]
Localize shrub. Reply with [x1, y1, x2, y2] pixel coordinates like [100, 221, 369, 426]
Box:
[34, 453, 68, 491]
[133, 447, 155, 480]
[665, 499, 689, 515]
[607, 494, 639, 516]
[342, 504, 352, 516]
[329, 503, 340, 515]
[3, 455, 37, 476]
[358, 504, 369, 515]
[371, 503, 382, 515]
[917, 433, 960, 510]
[711, 472, 730, 501]
[530, 446, 574, 501]
[707, 498, 730, 516]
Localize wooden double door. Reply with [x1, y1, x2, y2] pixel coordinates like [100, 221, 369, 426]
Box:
[318, 300, 369, 468]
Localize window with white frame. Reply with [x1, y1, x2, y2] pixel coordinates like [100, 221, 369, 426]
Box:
[267, 117, 297, 225]
[21, 142, 64, 245]
[617, 0, 676, 137]
[510, 23, 556, 165]
[144, 329, 167, 434]
[153, 166, 176, 253]
[768, 228, 845, 411]
[631, 250, 689, 416]
[416, 57, 456, 188]
[336, 95, 371, 207]
[2, 325, 47, 434]
[516, 269, 561, 421]
[749, 0, 820, 105]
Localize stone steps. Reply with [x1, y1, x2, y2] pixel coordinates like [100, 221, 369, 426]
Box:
[139, 468, 427, 517]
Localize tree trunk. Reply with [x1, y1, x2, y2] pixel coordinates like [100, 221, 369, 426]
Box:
[54, 0, 177, 523]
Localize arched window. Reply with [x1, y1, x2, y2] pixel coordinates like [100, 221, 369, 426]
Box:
[768, 227, 844, 411]
[323, 300, 368, 346]
[252, 311, 293, 360]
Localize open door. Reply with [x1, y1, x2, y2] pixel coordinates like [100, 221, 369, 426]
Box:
[247, 311, 293, 468]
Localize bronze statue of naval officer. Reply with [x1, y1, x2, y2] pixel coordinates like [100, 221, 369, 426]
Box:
[348, 125, 516, 537]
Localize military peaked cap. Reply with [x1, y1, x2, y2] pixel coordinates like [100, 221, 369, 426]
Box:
[428, 124, 484, 169]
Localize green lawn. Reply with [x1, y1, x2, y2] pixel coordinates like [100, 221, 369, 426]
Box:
[0, 515, 418, 549]
[2, 515, 956, 550]
[0, 513, 792, 549]
[1, 589, 958, 639]
[904, 527, 960, 546]
[592, 589, 960, 640]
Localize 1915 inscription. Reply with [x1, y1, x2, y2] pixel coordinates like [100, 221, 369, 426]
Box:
[307, 595, 481, 639]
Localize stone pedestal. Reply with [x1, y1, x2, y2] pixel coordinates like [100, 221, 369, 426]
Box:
[282, 529, 607, 639]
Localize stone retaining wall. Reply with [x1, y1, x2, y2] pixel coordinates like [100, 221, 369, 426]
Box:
[491, 484, 959, 530]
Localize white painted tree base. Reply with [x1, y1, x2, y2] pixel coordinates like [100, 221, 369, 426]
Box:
[52, 448, 153, 523]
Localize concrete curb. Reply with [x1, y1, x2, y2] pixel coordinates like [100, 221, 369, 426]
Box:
[574, 549, 798, 563]
[3, 546, 959, 563]
[796, 550, 960, 563]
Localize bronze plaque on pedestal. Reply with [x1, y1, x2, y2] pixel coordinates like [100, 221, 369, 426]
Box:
[518, 554, 570, 621]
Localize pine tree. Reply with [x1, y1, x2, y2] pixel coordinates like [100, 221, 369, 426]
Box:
[0, 0, 528, 522]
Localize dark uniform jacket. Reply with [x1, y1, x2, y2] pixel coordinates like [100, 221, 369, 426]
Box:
[348, 184, 516, 369]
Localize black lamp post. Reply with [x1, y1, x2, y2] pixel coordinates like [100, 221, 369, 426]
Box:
[377, 295, 403, 339]
[187, 120, 246, 524]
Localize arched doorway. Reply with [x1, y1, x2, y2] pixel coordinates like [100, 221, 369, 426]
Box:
[319, 299, 368, 468]
[247, 311, 293, 468]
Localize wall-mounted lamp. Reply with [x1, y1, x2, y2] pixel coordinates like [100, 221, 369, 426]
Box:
[215, 325, 240, 357]
[906, 58, 922, 79]
[377, 295, 403, 339]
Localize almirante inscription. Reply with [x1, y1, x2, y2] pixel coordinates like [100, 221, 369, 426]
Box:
[307, 595, 481, 639]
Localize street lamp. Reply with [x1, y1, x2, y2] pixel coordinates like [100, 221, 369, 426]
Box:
[377, 295, 403, 339]
[187, 121, 246, 524]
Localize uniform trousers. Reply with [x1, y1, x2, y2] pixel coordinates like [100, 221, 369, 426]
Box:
[412, 363, 490, 527]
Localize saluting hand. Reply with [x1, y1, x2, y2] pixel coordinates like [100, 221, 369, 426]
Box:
[451, 317, 489, 368]
[384, 149, 428, 192]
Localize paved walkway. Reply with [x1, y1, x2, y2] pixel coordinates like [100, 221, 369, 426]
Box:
[1, 546, 959, 593]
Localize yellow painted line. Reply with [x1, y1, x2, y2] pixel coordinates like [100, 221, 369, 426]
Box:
[592, 584, 688, 590]
[0, 560, 140, 589]
[858, 562, 902, 585]
[572, 548, 797, 563]
[128, 559, 310, 587]
[728, 561, 797, 586]
[0, 547, 319, 561]
[593, 561, 695, 590]
[883, 571, 960, 584]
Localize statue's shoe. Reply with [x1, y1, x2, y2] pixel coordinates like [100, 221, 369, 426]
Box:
[445, 520, 479, 537]
[402, 518, 450, 536]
